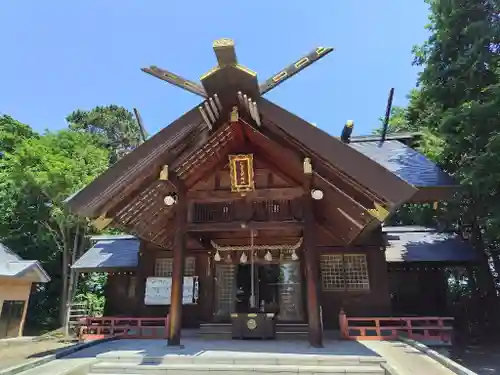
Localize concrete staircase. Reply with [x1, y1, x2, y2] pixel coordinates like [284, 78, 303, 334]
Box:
[88, 352, 388, 374]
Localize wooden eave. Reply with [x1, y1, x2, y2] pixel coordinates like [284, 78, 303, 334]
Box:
[66, 105, 206, 218]
[408, 185, 458, 203]
[257, 98, 418, 207]
[97, 122, 242, 248]
[237, 119, 384, 244]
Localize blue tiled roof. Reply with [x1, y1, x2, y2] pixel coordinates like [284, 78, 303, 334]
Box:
[349, 140, 456, 187]
[72, 238, 139, 271]
[383, 226, 477, 262]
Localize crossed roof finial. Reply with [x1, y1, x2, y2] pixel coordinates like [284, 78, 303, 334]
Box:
[141, 39, 334, 99]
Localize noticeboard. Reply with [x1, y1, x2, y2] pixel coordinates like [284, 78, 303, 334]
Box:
[144, 276, 198, 305]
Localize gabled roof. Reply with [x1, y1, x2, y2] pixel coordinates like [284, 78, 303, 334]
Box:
[66, 108, 203, 217]
[383, 226, 477, 263]
[65, 40, 420, 219]
[0, 243, 51, 282]
[64, 39, 457, 247]
[71, 238, 139, 272]
[258, 99, 417, 206]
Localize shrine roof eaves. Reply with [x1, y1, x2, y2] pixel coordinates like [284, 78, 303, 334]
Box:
[349, 140, 456, 188]
[71, 238, 139, 272]
[383, 226, 477, 263]
[65, 107, 203, 217]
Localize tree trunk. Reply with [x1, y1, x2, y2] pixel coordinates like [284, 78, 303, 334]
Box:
[63, 224, 80, 336]
[60, 241, 69, 326]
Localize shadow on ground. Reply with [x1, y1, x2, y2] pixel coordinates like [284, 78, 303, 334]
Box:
[444, 344, 500, 375]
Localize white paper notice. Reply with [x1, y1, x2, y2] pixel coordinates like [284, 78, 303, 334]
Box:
[144, 277, 171, 305]
[144, 276, 197, 305]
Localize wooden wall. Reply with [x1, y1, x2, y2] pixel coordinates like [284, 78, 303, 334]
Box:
[102, 157, 392, 327]
[190, 159, 293, 192]
[104, 235, 392, 329]
[112, 242, 211, 328]
[0, 277, 33, 337]
[318, 247, 391, 329]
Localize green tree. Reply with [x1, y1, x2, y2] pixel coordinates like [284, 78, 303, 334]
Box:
[4, 130, 109, 330]
[66, 105, 144, 163]
[0, 115, 38, 155]
[410, 0, 500, 328]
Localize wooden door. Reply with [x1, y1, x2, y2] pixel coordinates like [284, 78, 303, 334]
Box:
[0, 300, 26, 338]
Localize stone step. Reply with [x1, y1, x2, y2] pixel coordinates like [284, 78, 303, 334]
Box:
[90, 363, 385, 374]
[199, 323, 309, 335]
[94, 353, 385, 367]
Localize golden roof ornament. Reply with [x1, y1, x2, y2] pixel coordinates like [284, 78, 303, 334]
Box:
[230, 106, 239, 123]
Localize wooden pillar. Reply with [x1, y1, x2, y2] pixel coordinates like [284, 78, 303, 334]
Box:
[168, 186, 187, 346]
[303, 192, 323, 347]
[134, 242, 151, 317]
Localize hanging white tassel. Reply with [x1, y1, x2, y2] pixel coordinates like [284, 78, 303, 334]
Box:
[264, 250, 273, 262]
[226, 253, 232, 263]
[214, 250, 221, 262]
[291, 250, 299, 261]
[240, 252, 248, 264]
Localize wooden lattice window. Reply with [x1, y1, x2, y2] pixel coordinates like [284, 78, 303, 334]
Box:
[154, 257, 196, 277]
[343, 254, 370, 290]
[320, 255, 345, 290]
[320, 254, 370, 291]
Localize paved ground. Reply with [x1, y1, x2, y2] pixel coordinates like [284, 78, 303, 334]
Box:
[361, 341, 456, 375]
[6, 357, 95, 375]
[0, 339, 75, 371]
[67, 337, 381, 358]
[2, 338, 484, 375]
[69, 339, 459, 374]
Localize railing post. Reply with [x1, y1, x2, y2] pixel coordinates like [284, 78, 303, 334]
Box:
[406, 318, 413, 339]
[166, 315, 170, 339]
[339, 308, 348, 339]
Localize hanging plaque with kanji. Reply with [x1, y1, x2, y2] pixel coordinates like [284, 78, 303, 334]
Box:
[228, 154, 255, 193]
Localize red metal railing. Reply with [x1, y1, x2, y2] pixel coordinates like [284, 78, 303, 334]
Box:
[78, 316, 170, 340]
[338, 309, 453, 344]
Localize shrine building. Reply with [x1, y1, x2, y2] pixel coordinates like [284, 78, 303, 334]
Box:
[67, 39, 477, 347]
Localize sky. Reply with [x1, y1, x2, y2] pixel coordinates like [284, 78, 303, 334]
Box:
[0, 1, 430, 137]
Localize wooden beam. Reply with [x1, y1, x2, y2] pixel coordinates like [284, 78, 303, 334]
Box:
[168, 187, 187, 346]
[186, 187, 303, 202]
[259, 47, 334, 95]
[313, 173, 370, 231]
[259, 122, 386, 208]
[188, 233, 212, 249]
[141, 66, 207, 98]
[303, 179, 323, 348]
[241, 123, 305, 185]
[187, 221, 303, 232]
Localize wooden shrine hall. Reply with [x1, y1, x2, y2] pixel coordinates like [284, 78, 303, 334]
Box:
[67, 39, 472, 347]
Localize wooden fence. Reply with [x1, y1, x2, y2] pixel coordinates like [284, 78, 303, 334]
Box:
[78, 316, 170, 340]
[338, 309, 453, 344]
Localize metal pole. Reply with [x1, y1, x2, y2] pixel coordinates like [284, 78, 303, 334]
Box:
[250, 230, 256, 308]
[380, 88, 395, 143]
